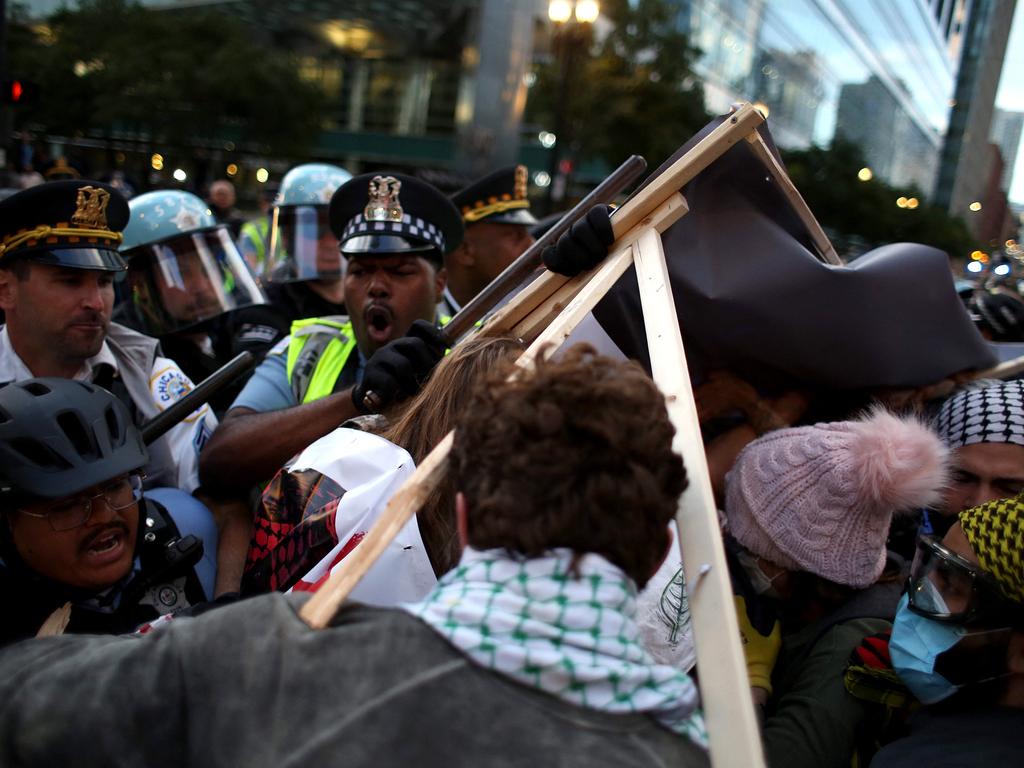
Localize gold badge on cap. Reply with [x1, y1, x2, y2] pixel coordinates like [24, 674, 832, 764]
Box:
[515, 165, 528, 200]
[70, 186, 111, 230]
[364, 176, 403, 223]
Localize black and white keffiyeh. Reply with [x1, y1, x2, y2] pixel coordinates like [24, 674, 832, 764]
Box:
[935, 380, 1024, 448]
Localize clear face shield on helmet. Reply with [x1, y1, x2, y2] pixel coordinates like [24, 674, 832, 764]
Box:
[125, 226, 266, 336]
[263, 204, 343, 284]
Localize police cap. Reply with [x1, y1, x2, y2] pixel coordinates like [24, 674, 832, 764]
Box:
[329, 172, 463, 267]
[0, 180, 129, 271]
[451, 165, 537, 226]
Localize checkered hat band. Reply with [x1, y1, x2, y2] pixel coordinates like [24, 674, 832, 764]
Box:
[341, 213, 445, 252]
[935, 380, 1024, 449]
[959, 496, 1024, 603]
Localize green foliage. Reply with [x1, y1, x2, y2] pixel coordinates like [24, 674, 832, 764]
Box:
[8, 0, 323, 154]
[783, 138, 974, 259]
[526, 0, 709, 170]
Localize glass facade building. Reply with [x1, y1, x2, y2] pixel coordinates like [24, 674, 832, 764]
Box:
[675, 0, 960, 194]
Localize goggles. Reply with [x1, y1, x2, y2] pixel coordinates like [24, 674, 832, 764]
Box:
[907, 535, 1020, 625]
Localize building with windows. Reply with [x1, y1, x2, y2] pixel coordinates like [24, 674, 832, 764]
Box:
[18, 0, 1017, 238]
[675, 0, 963, 195]
[990, 107, 1024, 194]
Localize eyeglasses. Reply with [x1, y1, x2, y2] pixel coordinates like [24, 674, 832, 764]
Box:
[906, 535, 1010, 625]
[18, 474, 144, 532]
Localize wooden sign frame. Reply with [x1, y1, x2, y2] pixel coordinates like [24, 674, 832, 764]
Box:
[299, 102, 835, 767]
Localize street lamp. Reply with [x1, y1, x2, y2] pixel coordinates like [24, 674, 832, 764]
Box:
[545, 0, 599, 214]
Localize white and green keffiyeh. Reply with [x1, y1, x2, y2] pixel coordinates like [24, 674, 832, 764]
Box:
[402, 547, 708, 749]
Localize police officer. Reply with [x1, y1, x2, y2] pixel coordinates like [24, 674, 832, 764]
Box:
[261, 163, 353, 323]
[0, 378, 210, 645]
[443, 164, 538, 316]
[117, 189, 288, 417]
[200, 172, 460, 494]
[237, 185, 277, 274]
[0, 180, 214, 493]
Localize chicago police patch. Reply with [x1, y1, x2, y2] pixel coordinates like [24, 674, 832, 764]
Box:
[150, 365, 207, 422]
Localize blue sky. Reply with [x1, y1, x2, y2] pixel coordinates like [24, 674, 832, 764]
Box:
[997, 2, 1024, 203]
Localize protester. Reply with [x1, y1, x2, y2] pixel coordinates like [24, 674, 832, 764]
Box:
[0, 378, 212, 646]
[0, 180, 214, 493]
[724, 408, 950, 768]
[935, 379, 1024, 526]
[870, 495, 1024, 766]
[0, 347, 709, 768]
[442, 164, 537, 316]
[242, 334, 523, 596]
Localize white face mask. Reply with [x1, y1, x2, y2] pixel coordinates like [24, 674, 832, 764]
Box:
[736, 549, 783, 598]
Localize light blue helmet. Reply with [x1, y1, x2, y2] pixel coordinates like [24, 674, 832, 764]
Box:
[276, 163, 352, 207]
[119, 189, 266, 336]
[265, 163, 353, 283]
[121, 190, 217, 251]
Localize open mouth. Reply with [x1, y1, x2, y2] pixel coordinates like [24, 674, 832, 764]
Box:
[364, 304, 394, 344]
[82, 525, 129, 563]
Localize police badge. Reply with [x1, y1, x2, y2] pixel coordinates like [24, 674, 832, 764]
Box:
[70, 185, 112, 230]
[364, 176, 403, 222]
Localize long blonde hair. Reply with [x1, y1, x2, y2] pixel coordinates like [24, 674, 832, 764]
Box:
[381, 335, 522, 575]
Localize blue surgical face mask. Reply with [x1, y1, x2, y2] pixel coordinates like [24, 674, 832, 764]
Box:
[890, 594, 966, 704]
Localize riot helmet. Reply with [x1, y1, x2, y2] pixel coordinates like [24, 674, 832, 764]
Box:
[120, 190, 267, 336]
[264, 163, 353, 284]
[0, 378, 148, 503]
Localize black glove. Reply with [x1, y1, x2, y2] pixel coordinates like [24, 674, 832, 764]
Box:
[541, 204, 615, 277]
[352, 320, 447, 413]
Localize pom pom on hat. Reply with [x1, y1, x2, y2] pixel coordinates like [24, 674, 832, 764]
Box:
[725, 407, 949, 588]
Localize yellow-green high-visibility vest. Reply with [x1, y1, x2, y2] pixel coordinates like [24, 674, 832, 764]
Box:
[284, 314, 452, 405]
[285, 316, 358, 405]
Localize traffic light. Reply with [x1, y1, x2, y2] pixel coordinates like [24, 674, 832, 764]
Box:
[2, 79, 40, 105]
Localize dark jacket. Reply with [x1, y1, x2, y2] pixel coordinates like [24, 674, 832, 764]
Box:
[870, 705, 1024, 767]
[0, 594, 710, 768]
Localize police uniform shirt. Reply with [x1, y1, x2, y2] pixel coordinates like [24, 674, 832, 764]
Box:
[0, 325, 214, 493]
[228, 332, 365, 415]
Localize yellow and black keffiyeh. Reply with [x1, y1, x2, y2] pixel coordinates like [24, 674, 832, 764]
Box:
[959, 495, 1024, 603]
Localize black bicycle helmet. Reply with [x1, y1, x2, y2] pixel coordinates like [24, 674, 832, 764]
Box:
[967, 289, 1024, 342]
[0, 378, 148, 501]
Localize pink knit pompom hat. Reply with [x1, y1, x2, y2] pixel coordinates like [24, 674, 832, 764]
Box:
[724, 407, 949, 588]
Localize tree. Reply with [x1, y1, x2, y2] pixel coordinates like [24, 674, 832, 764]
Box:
[7, 0, 323, 155]
[526, 0, 709, 172]
[782, 138, 974, 260]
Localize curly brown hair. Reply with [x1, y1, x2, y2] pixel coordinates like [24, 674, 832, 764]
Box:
[451, 345, 688, 588]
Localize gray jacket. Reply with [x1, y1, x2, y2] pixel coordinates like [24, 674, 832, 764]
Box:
[0, 594, 709, 768]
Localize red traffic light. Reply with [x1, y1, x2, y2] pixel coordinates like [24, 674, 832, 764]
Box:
[2, 79, 39, 104]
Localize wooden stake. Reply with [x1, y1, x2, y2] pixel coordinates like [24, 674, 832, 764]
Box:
[633, 225, 766, 767]
[745, 132, 841, 265]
